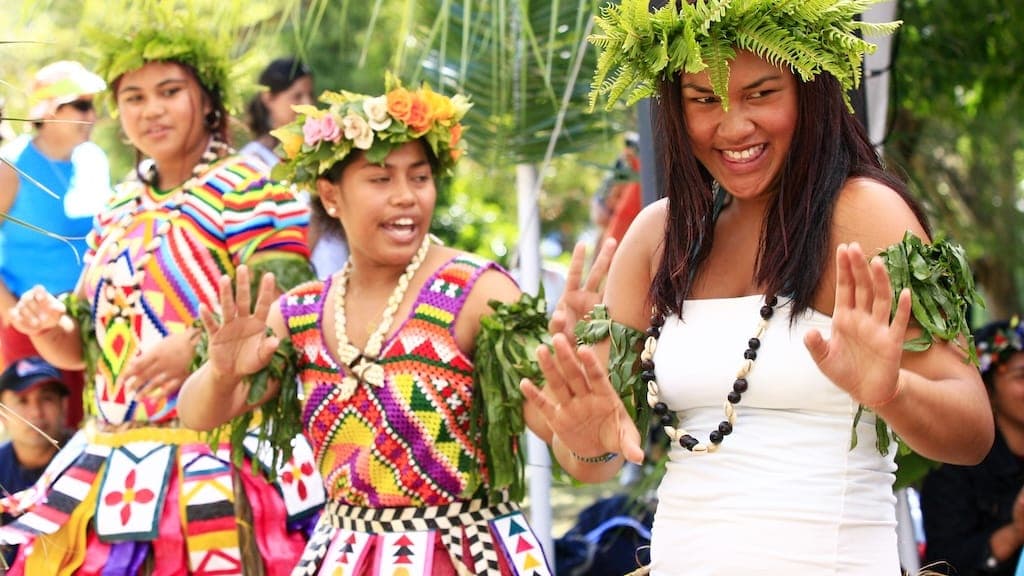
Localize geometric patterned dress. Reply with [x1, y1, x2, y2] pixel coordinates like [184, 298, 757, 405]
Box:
[281, 255, 552, 576]
[0, 154, 325, 576]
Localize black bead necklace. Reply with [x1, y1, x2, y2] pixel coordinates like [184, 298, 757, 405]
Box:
[643, 295, 778, 453]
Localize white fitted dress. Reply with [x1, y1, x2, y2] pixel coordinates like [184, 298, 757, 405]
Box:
[649, 295, 899, 575]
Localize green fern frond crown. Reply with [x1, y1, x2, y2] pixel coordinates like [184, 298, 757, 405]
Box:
[588, 0, 900, 111]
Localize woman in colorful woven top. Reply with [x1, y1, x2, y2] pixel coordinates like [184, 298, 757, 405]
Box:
[178, 78, 566, 576]
[521, 0, 994, 574]
[0, 11, 324, 576]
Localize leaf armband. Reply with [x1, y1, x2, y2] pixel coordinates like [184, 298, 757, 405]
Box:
[574, 305, 648, 444]
[853, 233, 982, 481]
[880, 232, 983, 363]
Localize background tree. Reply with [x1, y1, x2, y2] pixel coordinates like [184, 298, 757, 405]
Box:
[888, 0, 1024, 319]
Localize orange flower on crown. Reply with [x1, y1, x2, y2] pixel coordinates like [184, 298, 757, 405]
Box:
[405, 92, 432, 135]
[387, 87, 413, 124]
[449, 123, 463, 149]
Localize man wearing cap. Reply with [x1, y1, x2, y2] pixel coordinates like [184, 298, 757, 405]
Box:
[0, 356, 71, 567]
[0, 60, 112, 429]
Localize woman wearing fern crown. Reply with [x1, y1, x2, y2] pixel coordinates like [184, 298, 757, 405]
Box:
[521, 0, 993, 573]
[0, 12, 323, 576]
[179, 78, 572, 575]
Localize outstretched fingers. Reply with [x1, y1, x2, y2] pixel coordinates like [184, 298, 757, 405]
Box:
[251, 272, 277, 322]
[233, 265, 252, 318]
[217, 271, 237, 323]
[584, 238, 617, 295]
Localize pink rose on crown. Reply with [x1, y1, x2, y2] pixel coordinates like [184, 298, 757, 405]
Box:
[302, 114, 342, 146]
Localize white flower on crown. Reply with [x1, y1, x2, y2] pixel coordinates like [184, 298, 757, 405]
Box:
[363, 96, 392, 131]
[342, 112, 374, 150]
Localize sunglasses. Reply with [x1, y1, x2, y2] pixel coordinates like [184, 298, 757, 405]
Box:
[60, 100, 94, 113]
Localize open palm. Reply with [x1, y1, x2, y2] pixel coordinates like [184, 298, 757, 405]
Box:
[198, 265, 280, 381]
[523, 332, 644, 464]
[804, 243, 911, 407]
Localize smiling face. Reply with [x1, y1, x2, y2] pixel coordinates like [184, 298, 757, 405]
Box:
[114, 61, 212, 168]
[318, 140, 436, 269]
[681, 50, 798, 201]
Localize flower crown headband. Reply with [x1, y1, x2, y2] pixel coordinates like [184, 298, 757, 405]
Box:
[588, 0, 902, 111]
[270, 77, 471, 189]
[975, 316, 1024, 377]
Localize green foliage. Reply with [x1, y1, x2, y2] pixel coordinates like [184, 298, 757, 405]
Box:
[589, 0, 898, 111]
[573, 304, 648, 438]
[888, 0, 1024, 318]
[471, 291, 550, 502]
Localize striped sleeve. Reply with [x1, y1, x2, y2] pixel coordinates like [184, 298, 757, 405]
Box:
[216, 157, 311, 266]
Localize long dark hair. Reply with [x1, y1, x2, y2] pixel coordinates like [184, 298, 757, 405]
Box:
[247, 57, 312, 137]
[649, 70, 929, 319]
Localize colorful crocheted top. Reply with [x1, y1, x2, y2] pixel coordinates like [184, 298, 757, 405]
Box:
[81, 155, 311, 425]
[280, 255, 500, 507]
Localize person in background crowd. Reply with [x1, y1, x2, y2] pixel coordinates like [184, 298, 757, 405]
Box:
[0, 60, 111, 429]
[242, 56, 347, 279]
[0, 356, 72, 568]
[921, 317, 1024, 575]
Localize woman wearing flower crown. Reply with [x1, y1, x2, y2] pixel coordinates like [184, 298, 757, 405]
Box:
[0, 16, 323, 576]
[178, 79, 559, 576]
[520, 0, 994, 573]
[920, 317, 1024, 576]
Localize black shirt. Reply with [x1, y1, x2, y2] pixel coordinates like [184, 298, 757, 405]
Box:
[920, 428, 1024, 576]
[0, 440, 56, 568]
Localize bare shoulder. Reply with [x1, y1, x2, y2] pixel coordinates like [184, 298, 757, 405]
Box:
[833, 177, 929, 256]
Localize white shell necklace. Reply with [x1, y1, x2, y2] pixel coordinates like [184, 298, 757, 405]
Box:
[333, 234, 432, 398]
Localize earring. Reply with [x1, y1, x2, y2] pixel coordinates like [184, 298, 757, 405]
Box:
[204, 109, 222, 131]
[327, 207, 337, 216]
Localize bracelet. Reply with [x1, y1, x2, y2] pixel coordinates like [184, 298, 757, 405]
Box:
[570, 450, 619, 464]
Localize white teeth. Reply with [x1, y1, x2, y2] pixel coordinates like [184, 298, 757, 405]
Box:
[392, 218, 414, 226]
[722, 144, 764, 161]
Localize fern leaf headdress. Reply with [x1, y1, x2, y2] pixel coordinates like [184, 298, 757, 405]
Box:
[588, 0, 901, 111]
[89, 0, 259, 113]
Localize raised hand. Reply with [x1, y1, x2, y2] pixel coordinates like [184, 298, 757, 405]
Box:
[123, 329, 199, 399]
[549, 238, 617, 341]
[198, 265, 280, 383]
[804, 242, 912, 408]
[8, 285, 66, 336]
[521, 332, 644, 465]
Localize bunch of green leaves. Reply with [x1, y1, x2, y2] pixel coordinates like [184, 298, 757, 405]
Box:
[471, 291, 549, 502]
[62, 292, 100, 416]
[880, 232, 983, 362]
[588, 0, 900, 111]
[197, 327, 303, 482]
[574, 304, 647, 438]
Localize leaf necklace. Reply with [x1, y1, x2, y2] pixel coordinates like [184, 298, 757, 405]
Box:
[333, 234, 431, 399]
